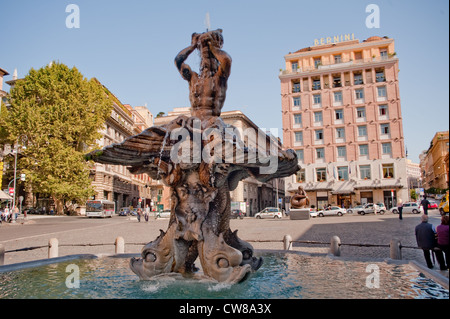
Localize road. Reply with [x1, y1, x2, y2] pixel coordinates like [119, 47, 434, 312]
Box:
[0, 209, 447, 273]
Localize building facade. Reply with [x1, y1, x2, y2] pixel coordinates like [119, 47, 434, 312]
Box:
[154, 107, 286, 216]
[419, 131, 449, 190]
[89, 81, 154, 210]
[280, 35, 408, 209]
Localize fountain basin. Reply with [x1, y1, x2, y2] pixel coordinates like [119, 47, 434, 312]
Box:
[0, 251, 448, 299]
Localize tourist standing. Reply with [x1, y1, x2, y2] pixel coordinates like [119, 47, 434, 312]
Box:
[397, 199, 403, 220]
[436, 215, 449, 270]
[415, 214, 446, 270]
[144, 204, 150, 222]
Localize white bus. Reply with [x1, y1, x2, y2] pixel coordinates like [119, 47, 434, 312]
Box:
[86, 200, 115, 218]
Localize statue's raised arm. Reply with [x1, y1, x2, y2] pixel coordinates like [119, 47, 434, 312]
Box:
[174, 33, 200, 81]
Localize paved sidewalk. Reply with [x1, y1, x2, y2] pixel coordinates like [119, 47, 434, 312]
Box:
[0, 210, 448, 279]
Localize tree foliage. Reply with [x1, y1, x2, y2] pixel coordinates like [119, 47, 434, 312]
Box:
[1, 62, 112, 213]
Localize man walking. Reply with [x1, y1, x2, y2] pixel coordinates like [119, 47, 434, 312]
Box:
[420, 195, 430, 215]
[415, 214, 446, 270]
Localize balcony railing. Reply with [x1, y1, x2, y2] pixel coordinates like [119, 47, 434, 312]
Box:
[280, 55, 396, 76]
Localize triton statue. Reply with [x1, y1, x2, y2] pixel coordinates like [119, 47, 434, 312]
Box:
[86, 29, 300, 284]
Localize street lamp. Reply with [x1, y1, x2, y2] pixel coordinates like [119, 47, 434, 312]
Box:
[11, 134, 28, 219]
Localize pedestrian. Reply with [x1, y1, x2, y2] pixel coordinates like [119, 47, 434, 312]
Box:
[436, 215, 449, 270]
[136, 208, 142, 222]
[144, 204, 150, 222]
[415, 214, 446, 270]
[420, 195, 430, 215]
[397, 199, 403, 220]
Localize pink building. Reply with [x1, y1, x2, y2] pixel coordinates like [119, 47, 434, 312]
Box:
[280, 35, 408, 209]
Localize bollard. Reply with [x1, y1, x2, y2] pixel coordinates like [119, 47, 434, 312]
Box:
[115, 236, 125, 254]
[0, 244, 5, 265]
[330, 236, 341, 256]
[48, 238, 59, 258]
[283, 234, 292, 251]
[390, 238, 402, 260]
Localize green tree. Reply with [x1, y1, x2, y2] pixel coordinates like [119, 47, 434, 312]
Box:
[0, 62, 112, 213]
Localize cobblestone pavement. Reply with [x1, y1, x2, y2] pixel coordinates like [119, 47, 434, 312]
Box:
[0, 209, 448, 277]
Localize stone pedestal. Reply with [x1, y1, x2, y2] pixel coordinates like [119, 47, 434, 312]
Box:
[289, 208, 310, 220]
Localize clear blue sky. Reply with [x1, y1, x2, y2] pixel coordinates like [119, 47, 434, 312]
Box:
[1, 0, 448, 163]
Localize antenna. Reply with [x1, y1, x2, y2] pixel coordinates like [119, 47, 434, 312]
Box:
[205, 12, 211, 31]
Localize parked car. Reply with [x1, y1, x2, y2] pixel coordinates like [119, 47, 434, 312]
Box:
[231, 209, 244, 219]
[317, 206, 347, 217]
[156, 209, 171, 218]
[428, 201, 438, 209]
[118, 207, 130, 216]
[376, 202, 387, 211]
[255, 207, 282, 219]
[346, 205, 364, 214]
[390, 202, 423, 214]
[357, 203, 385, 215]
[309, 208, 318, 218]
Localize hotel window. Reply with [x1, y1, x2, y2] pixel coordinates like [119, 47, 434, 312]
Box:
[335, 109, 344, 120]
[316, 148, 325, 159]
[296, 168, 306, 182]
[292, 81, 301, 93]
[379, 104, 388, 118]
[380, 49, 388, 59]
[354, 73, 363, 85]
[358, 125, 367, 137]
[382, 142, 392, 155]
[380, 123, 390, 135]
[377, 86, 387, 99]
[337, 166, 349, 181]
[291, 62, 299, 72]
[336, 127, 345, 139]
[382, 163, 394, 178]
[314, 111, 323, 123]
[295, 149, 304, 162]
[360, 165, 371, 179]
[294, 131, 303, 143]
[333, 76, 342, 88]
[333, 91, 343, 103]
[314, 58, 322, 69]
[294, 114, 302, 126]
[359, 144, 369, 156]
[293, 96, 301, 109]
[357, 107, 366, 119]
[376, 69, 385, 82]
[312, 79, 321, 90]
[316, 168, 327, 181]
[337, 146, 346, 158]
[355, 89, 364, 100]
[334, 54, 342, 64]
[313, 94, 321, 105]
[315, 129, 324, 141]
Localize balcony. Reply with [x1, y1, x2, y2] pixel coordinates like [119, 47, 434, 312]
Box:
[279, 56, 397, 77]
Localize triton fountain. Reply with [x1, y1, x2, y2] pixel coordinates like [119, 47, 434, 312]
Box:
[86, 29, 300, 284]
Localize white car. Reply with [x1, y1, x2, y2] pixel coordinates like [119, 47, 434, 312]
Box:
[156, 209, 171, 218]
[309, 209, 318, 218]
[317, 206, 347, 217]
[255, 207, 283, 219]
[390, 202, 423, 214]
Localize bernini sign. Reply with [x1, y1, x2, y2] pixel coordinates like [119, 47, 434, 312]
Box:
[313, 33, 355, 46]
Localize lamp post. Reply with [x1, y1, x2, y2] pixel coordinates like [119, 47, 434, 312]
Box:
[11, 134, 28, 220]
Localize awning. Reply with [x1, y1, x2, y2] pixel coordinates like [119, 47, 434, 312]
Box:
[0, 190, 12, 200]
